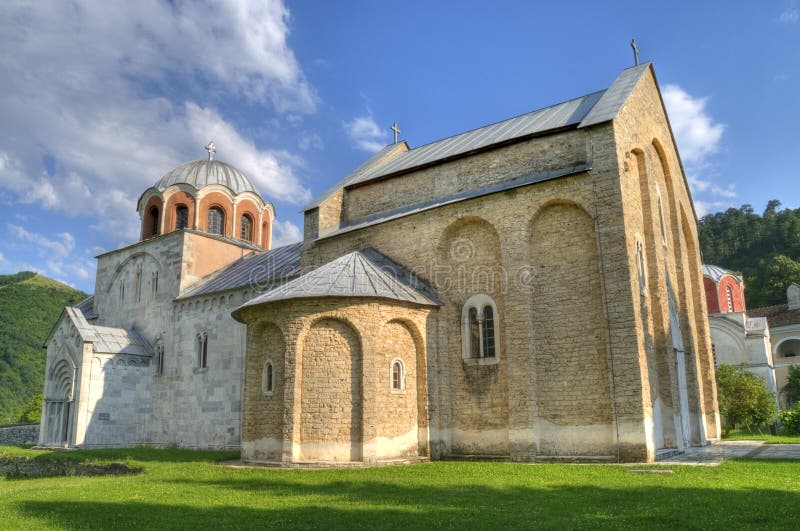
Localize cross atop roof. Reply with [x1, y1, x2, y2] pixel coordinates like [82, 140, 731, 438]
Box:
[204, 141, 216, 161]
[391, 122, 401, 144]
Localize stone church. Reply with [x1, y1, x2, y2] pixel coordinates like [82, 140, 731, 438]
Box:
[40, 62, 719, 463]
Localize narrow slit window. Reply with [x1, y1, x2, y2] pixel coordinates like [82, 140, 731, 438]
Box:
[469, 307, 481, 359]
[482, 306, 495, 358]
[391, 360, 404, 391]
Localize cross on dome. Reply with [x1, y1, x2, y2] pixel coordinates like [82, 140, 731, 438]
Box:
[204, 141, 216, 161]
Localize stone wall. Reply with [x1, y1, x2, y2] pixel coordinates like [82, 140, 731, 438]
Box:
[344, 129, 588, 224]
[238, 298, 431, 464]
[0, 424, 39, 446]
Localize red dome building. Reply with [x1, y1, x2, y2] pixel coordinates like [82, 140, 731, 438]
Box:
[702, 264, 745, 314]
[136, 143, 274, 250]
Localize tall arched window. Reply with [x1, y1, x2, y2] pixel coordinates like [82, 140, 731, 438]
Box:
[175, 205, 189, 230]
[134, 262, 143, 302]
[657, 194, 667, 245]
[156, 342, 165, 376]
[148, 207, 160, 237]
[391, 359, 405, 392]
[726, 286, 734, 312]
[207, 207, 224, 235]
[197, 333, 208, 368]
[240, 214, 253, 241]
[262, 360, 275, 395]
[462, 294, 499, 361]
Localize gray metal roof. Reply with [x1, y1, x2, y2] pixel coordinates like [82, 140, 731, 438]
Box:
[153, 159, 258, 195]
[236, 247, 440, 311]
[306, 92, 604, 211]
[578, 63, 650, 127]
[306, 63, 654, 212]
[63, 307, 153, 356]
[306, 143, 408, 210]
[178, 242, 303, 299]
[702, 264, 742, 283]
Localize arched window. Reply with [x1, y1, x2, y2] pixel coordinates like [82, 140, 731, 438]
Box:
[175, 205, 189, 230]
[197, 333, 208, 368]
[207, 207, 224, 235]
[148, 206, 160, 237]
[656, 187, 667, 245]
[462, 294, 499, 361]
[156, 342, 165, 376]
[240, 214, 253, 241]
[726, 286, 734, 312]
[134, 262, 143, 302]
[151, 271, 159, 295]
[391, 359, 405, 392]
[636, 239, 647, 296]
[262, 360, 275, 396]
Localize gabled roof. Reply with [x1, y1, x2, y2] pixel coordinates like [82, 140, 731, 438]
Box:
[305, 63, 651, 211]
[234, 247, 440, 315]
[178, 242, 302, 299]
[50, 307, 154, 357]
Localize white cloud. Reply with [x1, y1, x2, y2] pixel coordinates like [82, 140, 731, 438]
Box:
[0, 251, 4, 265]
[663, 83, 734, 208]
[6, 224, 96, 283]
[662, 84, 725, 165]
[694, 200, 726, 218]
[272, 219, 303, 247]
[344, 114, 388, 152]
[0, 0, 314, 249]
[185, 103, 311, 204]
[780, 9, 799, 23]
[9, 225, 75, 259]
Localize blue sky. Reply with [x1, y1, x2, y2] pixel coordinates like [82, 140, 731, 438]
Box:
[0, 0, 798, 293]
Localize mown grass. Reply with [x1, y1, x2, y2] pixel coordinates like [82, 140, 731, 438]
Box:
[2, 446, 800, 529]
[723, 428, 800, 444]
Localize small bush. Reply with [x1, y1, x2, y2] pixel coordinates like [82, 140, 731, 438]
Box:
[779, 403, 800, 435]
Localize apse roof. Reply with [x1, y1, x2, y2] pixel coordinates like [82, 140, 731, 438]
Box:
[306, 63, 651, 211]
[235, 247, 440, 313]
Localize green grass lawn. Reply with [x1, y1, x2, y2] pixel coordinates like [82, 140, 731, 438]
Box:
[2, 446, 800, 530]
[722, 428, 800, 444]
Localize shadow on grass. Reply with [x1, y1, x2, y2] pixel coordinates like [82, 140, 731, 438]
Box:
[14, 478, 800, 529]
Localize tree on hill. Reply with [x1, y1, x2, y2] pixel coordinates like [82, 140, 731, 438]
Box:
[0, 272, 87, 424]
[698, 201, 800, 308]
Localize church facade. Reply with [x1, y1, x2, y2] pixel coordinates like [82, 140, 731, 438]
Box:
[40, 62, 719, 463]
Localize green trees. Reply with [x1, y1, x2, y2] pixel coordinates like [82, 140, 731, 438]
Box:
[784, 365, 800, 407]
[0, 272, 86, 424]
[17, 393, 42, 423]
[698, 201, 800, 308]
[716, 365, 777, 435]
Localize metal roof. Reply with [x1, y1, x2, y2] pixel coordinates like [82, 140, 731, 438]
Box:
[178, 242, 302, 299]
[578, 63, 650, 128]
[153, 159, 258, 195]
[235, 247, 440, 312]
[63, 307, 153, 356]
[306, 143, 408, 210]
[305, 62, 654, 212]
[702, 264, 741, 283]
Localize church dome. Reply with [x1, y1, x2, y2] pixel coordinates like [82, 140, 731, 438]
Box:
[153, 159, 258, 195]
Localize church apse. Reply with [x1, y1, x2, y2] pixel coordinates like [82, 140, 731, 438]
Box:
[299, 318, 363, 462]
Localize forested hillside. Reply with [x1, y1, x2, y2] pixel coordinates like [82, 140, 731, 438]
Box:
[0, 272, 86, 424]
[699, 200, 800, 309]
